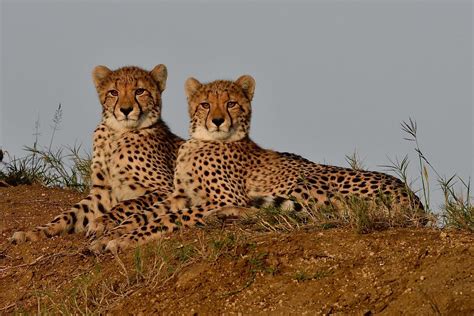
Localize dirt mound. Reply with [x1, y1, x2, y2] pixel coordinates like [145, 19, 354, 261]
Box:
[1, 185, 473, 314]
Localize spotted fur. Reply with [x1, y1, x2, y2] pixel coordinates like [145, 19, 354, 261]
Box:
[10, 65, 183, 243]
[90, 75, 424, 253]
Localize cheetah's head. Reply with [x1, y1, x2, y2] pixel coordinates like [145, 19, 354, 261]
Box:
[184, 75, 255, 142]
[92, 65, 167, 130]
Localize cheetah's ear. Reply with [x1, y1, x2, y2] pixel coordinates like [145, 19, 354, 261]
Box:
[184, 77, 202, 99]
[150, 64, 168, 92]
[235, 75, 256, 101]
[92, 65, 112, 88]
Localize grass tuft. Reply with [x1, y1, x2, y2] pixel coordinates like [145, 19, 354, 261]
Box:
[439, 176, 473, 231]
[345, 149, 366, 171]
[242, 191, 429, 235]
[0, 105, 91, 192]
[397, 118, 472, 229]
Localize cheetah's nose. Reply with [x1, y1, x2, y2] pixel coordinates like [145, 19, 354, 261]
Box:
[120, 107, 133, 116]
[212, 118, 225, 127]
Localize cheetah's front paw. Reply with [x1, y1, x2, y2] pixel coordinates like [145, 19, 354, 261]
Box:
[104, 239, 130, 254]
[88, 236, 130, 254]
[88, 227, 125, 253]
[89, 236, 112, 254]
[10, 231, 40, 244]
[86, 216, 117, 240]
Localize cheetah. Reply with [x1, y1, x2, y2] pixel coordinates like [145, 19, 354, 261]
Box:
[90, 75, 424, 253]
[11, 65, 183, 243]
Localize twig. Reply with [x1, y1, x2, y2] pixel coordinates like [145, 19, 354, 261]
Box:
[0, 251, 81, 273]
[0, 303, 16, 312]
[113, 254, 130, 285]
[219, 273, 256, 297]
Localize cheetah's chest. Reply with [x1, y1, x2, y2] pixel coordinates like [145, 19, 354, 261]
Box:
[175, 140, 249, 204]
[106, 131, 166, 201]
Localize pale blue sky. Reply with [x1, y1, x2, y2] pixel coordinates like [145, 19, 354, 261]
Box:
[1, 0, 472, 209]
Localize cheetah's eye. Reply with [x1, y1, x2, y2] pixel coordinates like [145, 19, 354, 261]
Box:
[108, 90, 119, 97]
[200, 102, 210, 109]
[135, 88, 145, 96]
[227, 101, 237, 108]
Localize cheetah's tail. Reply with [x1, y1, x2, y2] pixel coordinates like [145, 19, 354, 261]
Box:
[249, 196, 303, 212]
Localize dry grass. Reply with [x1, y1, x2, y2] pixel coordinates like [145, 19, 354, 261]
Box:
[439, 176, 473, 232]
[22, 239, 200, 314]
[235, 193, 430, 236]
[14, 229, 277, 313]
[0, 104, 91, 192]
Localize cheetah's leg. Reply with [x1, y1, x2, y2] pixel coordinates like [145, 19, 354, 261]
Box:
[89, 199, 227, 253]
[87, 189, 173, 238]
[212, 206, 258, 223]
[10, 188, 113, 243]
